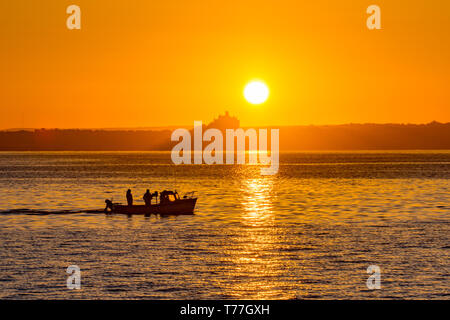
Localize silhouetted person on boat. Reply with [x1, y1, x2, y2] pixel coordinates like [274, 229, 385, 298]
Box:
[126, 189, 133, 206]
[143, 189, 152, 206]
[104, 199, 113, 213]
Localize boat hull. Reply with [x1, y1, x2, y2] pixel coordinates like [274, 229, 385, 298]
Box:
[110, 198, 197, 215]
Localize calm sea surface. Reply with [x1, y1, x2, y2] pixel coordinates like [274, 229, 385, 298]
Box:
[0, 151, 448, 299]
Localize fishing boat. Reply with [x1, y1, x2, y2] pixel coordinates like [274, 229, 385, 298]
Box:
[104, 191, 197, 215]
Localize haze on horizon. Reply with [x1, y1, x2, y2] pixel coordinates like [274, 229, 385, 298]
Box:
[1, 0, 449, 130]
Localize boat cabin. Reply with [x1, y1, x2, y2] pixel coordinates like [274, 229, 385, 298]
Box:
[160, 190, 180, 204]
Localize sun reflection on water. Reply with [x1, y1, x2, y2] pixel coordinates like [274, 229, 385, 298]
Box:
[241, 176, 275, 226]
[218, 173, 296, 299]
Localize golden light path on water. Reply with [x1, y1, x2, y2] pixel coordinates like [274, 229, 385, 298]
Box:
[221, 175, 290, 299]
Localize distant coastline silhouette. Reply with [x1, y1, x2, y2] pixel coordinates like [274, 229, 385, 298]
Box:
[1, 114, 450, 150]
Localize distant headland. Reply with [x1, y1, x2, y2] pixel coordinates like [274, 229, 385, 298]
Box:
[1, 113, 450, 151]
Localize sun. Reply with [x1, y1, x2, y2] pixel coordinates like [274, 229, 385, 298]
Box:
[244, 81, 269, 105]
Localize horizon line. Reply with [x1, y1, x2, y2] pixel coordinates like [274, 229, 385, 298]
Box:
[1, 120, 449, 132]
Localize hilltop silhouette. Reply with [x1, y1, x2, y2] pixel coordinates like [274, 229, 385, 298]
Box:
[1, 115, 450, 150]
[207, 111, 240, 130]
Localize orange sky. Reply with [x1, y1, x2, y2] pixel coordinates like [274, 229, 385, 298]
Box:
[0, 0, 449, 129]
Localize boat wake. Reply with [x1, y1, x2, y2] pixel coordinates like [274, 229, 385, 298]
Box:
[0, 208, 104, 215]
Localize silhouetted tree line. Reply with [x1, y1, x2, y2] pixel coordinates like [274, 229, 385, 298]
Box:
[279, 122, 450, 150]
[0, 129, 173, 151]
[0, 122, 449, 151]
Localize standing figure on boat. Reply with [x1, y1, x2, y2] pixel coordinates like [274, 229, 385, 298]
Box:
[143, 189, 152, 206]
[126, 189, 133, 206]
